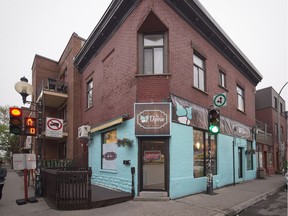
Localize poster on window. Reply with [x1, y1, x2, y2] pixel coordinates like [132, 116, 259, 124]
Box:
[102, 143, 117, 170]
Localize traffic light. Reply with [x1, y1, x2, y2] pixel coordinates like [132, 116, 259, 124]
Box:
[9, 107, 22, 135]
[24, 117, 37, 136]
[208, 109, 220, 134]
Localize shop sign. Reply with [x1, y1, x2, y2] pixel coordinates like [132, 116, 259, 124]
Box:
[104, 152, 117, 160]
[135, 103, 171, 136]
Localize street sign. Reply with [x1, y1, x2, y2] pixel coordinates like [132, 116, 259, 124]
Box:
[45, 117, 63, 138]
[213, 93, 227, 108]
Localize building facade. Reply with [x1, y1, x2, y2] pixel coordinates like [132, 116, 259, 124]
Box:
[255, 87, 287, 175]
[30, 33, 86, 165]
[74, 0, 262, 199]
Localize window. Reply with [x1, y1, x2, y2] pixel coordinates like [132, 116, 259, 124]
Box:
[101, 130, 117, 170]
[274, 97, 277, 110]
[86, 79, 93, 109]
[143, 34, 164, 74]
[237, 86, 245, 112]
[280, 102, 283, 114]
[219, 70, 226, 88]
[193, 54, 205, 91]
[246, 141, 253, 170]
[275, 123, 278, 140]
[193, 129, 217, 178]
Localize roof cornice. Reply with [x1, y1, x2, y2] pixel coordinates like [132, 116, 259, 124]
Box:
[74, 0, 141, 72]
[165, 0, 262, 85]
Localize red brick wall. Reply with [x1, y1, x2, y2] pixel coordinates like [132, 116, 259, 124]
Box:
[80, 0, 258, 128]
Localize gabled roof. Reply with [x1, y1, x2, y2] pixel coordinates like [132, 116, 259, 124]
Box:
[74, 0, 262, 85]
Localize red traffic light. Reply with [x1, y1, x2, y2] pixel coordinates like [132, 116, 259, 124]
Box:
[9, 107, 22, 135]
[10, 107, 22, 117]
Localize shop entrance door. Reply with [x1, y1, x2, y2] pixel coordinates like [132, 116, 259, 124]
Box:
[140, 138, 168, 191]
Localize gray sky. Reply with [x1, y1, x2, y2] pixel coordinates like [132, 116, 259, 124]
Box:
[0, 0, 287, 108]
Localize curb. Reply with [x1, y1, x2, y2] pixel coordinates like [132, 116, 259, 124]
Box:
[214, 186, 283, 216]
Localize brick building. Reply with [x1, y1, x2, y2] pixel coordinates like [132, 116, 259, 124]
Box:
[255, 87, 287, 175]
[73, 0, 262, 199]
[30, 33, 85, 165]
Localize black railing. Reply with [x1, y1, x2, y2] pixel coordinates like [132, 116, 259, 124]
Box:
[36, 78, 68, 100]
[42, 167, 92, 210]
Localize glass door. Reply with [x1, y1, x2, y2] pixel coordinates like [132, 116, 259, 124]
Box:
[140, 138, 168, 191]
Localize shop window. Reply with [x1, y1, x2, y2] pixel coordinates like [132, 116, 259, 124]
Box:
[246, 141, 253, 170]
[193, 53, 206, 91]
[101, 130, 117, 170]
[86, 79, 93, 109]
[193, 129, 217, 178]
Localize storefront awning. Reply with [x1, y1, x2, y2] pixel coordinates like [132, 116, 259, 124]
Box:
[90, 115, 128, 133]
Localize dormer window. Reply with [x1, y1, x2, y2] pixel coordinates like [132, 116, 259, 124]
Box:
[143, 34, 164, 74]
[138, 11, 168, 75]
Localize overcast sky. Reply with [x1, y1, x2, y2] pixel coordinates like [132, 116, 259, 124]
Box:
[0, 0, 287, 108]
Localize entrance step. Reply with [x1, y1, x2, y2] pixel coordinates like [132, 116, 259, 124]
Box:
[134, 191, 170, 201]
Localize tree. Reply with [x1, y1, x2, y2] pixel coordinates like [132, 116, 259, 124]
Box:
[0, 105, 20, 161]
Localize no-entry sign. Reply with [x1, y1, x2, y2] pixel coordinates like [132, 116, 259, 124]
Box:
[45, 117, 63, 138]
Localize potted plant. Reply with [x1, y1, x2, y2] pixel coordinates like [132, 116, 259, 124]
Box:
[116, 138, 133, 148]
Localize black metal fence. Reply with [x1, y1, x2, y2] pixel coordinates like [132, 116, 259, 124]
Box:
[42, 167, 92, 210]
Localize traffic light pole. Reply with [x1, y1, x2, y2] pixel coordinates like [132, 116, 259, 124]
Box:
[206, 133, 213, 195]
[35, 101, 43, 197]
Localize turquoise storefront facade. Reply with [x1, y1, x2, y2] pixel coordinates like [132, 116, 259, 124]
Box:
[88, 115, 257, 199]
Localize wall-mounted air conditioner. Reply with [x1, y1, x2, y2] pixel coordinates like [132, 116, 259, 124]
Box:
[78, 125, 91, 138]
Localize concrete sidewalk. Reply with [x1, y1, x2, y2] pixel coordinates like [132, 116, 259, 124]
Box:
[0, 165, 285, 216]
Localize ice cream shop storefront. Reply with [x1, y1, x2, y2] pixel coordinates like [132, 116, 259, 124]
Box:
[88, 96, 256, 199]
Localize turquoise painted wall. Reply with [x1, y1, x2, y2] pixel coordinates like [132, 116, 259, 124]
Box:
[170, 123, 257, 199]
[88, 119, 256, 198]
[88, 119, 138, 193]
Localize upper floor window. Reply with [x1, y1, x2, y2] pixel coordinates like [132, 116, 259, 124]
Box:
[143, 34, 164, 74]
[280, 102, 283, 114]
[219, 70, 226, 88]
[237, 85, 245, 112]
[193, 53, 205, 91]
[274, 97, 278, 110]
[86, 79, 93, 109]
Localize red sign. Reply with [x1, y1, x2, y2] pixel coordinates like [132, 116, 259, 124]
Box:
[104, 152, 117, 161]
[144, 151, 161, 161]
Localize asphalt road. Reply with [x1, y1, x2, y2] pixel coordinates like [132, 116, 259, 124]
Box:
[238, 187, 287, 216]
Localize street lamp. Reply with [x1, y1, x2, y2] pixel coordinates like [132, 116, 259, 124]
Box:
[14, 77, 43, 197]
[277, 82, 288, 173]
[14, 77, 33, 104]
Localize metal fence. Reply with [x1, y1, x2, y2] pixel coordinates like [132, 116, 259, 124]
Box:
[42, 167, 92, 210]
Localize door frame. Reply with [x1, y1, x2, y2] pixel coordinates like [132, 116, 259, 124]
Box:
[138, 137, 169, 193]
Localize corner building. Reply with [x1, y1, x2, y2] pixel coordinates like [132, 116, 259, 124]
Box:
[75, 0, 262, 199]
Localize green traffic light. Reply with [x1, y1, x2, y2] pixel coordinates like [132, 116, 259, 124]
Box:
[209, 125, 220, 134]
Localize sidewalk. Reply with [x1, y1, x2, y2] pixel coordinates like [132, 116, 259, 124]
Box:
[0, 165, 285, 216]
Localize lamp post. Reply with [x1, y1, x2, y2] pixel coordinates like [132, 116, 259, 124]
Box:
[277, 82, 288, 173]
[15, 77, 43, 197]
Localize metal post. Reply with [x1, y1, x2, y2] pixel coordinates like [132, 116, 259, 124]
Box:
[35, 101, 43, 197]
[277, 82, 288, 172]
[206, 134, 213, 194]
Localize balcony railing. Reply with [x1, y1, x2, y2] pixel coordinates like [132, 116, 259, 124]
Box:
[36, 78, 68, 108]
[256, 132, 273, 145]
